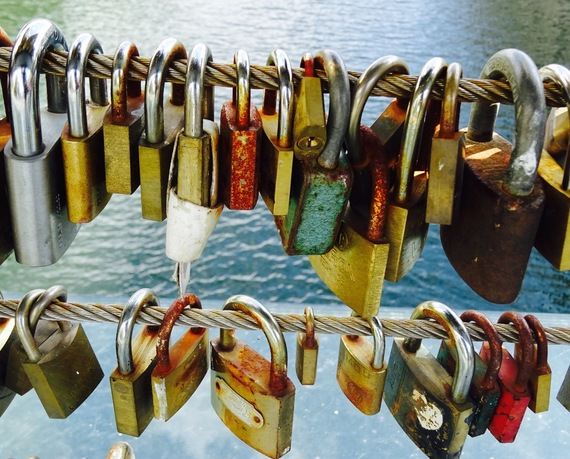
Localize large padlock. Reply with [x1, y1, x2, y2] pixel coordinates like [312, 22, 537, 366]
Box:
[0, 291, 17, 415]
[384, 301, 475, 459]
[4, 19, 80, 266]
[259, 49, 295, 216]
[138, 38, 186, 221]
[440, 49, 546, 303]
[275, 49, 352, 255]
[61, 32, 111, 223]
[219, 49, 262, 210]
[534, 64, 570, 271]
[151, 294, 208, 421]
[103, 41, 145, 195]
[110, 288, 161, 437]
[17, 285, 103, 418]
[295, 306, 319, 385]
[211, 295, 295, 458]
[337, 315, 386, 415]
[385, 57, 448, 282]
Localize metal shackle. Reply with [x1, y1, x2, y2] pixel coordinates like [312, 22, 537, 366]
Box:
[395, 57, 448, 204]
[439, 62, 462, 138]
[263, 49, 294, 148]
[110, 41, 142, 123]
[523, 314, 550, 377]
[302, 306, 316, 348]
[234, 49, 251, 129]
[144, 38, 186, 144]
[368, 316, 385, 370]
[404, 300, 475, 404]
[0, 28, 12, 121]
[116, 288, 160, 375]
[66, 33, 109, 138]
[347, 55, 409, 169]
[185, 43, 214, 138]
[9, 18, 68, 157]
[467, 49, 546, 197]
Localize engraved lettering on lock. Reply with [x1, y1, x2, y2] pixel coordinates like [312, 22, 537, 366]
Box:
[214, 376, 264, 428]
[412, 389, 444, 431]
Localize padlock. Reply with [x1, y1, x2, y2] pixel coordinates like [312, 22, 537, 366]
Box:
[295, 306, 319, 385]
[0, 291, 17, 415]
[103, 41, 145, 195]
[337, 315, 386, 415]
[4, 19, 80, 266]
[17, 285, 103, 418]
[440, 49, 546, 303]
[534, 64, 570, 271]
[211, 295, 295, 458]
[384, 57, 448, 282]
[110, 288, 161, 437]
[544, 106, 569, 157]
[557, 365, 570, 412]
[138, 38, 186, 221]
[436, 310, 502, 437]
[426, 62, 464, 225]
[219, 49, 262, 210]
[107, 441, 136, 459]
[384, 301, 475, 459]
[151, 294, 208, 421]
[275, 49, 352, 255]
[61, 33, 111, 223]
[259, 49, 295, 216]
[480, 311, 533, 443]
[292, 53, 326, 160]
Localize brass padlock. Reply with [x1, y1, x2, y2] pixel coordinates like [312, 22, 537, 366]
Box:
[138, 38, 186, 221]
[337, 315, 386, 415]
[211, 295, 295, 458]
[103, 41, 145, 195]
[151, 294, 208, 421]
[295, 307, 319, 385]
[61, 33, 111, 223]
[110, 288, 161, 437]
[0, 291, 17, 415]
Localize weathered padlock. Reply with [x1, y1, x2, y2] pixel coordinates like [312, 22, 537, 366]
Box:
[259, 49, 295, 216]
[480, 311, 533, 443]
[17, 285, 103, 418]
[534, 64, 570, 271]
[385, 57, 448, 282]
[138, 38, 186, 221]
[110, 288, 161, 437]
[61, 33, 111, 223]
[4, 19, 80, 266]
[436, 310, 502, 437]
[0, 291, 17, 415]
[440, 49, 546, 304]
[426, 62, 464, 225]
[275, 49, 352, 255]
[219, 49, 262, 210]
[295, 307, 319, 385]
[384, 301, 475, 459]
[337, 315, 386, 415]
[103, 41, 145, 195]
[151, 294, 208, 421]
[211, 295, 295, 458]
[558, 365, 570, 412]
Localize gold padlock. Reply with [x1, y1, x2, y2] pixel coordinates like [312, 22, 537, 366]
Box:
[295, 307, 319, 386]
[110, 288, 161, 437]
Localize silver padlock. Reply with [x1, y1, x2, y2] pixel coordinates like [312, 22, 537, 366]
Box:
[4, 19, 80, 266]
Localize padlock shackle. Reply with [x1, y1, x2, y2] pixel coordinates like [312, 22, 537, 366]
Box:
[347, 55, 409, 170]
[404, 301, 474, 404]
[467, 49, 546, 197]
[233, 49, 251, 129]
[110, 41, 141, 123]
[300, 52, 315, 77]
[0, 28, 13, 123]
[524, 314, 549, 375]
[116, 288, 160, 375]
[9, 19, 68, 157]
[66, 33, 109, 138]
[185, 43, 214, 138]
[439, 62, 462, 139]
[368, 316, 385, 370]
[302, 306, 316, 348]
[144, 38, 187, 144]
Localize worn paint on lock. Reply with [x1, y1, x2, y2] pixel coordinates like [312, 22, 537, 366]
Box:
[214, 376, 265, 428]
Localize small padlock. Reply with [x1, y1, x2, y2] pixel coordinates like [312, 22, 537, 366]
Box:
[436, 310, 502, 437]
[138, 38, 186, 221]
[211, 295, 295, 458]
[0, 291, 17, 415]
[295, 306, 319, 386]
[219, 49, 262, 210]
[384, 301, 475, 459]
[480, 311, 534, 443]
[259, 49, 295, 216]
[385, 57, 448, 282]
[557, 365, 570, 412]
[107, 441, 136, 459]
[440, 49, 546, 304]
[151, 294, 208, 421]
[337, 315, 386, 415]
[61, 33, 111, 223]
[4, 19, 80, 266]
[110, 288, 161, 437]
[103, 41, 145, 195]
[17, 285, 103, 418]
